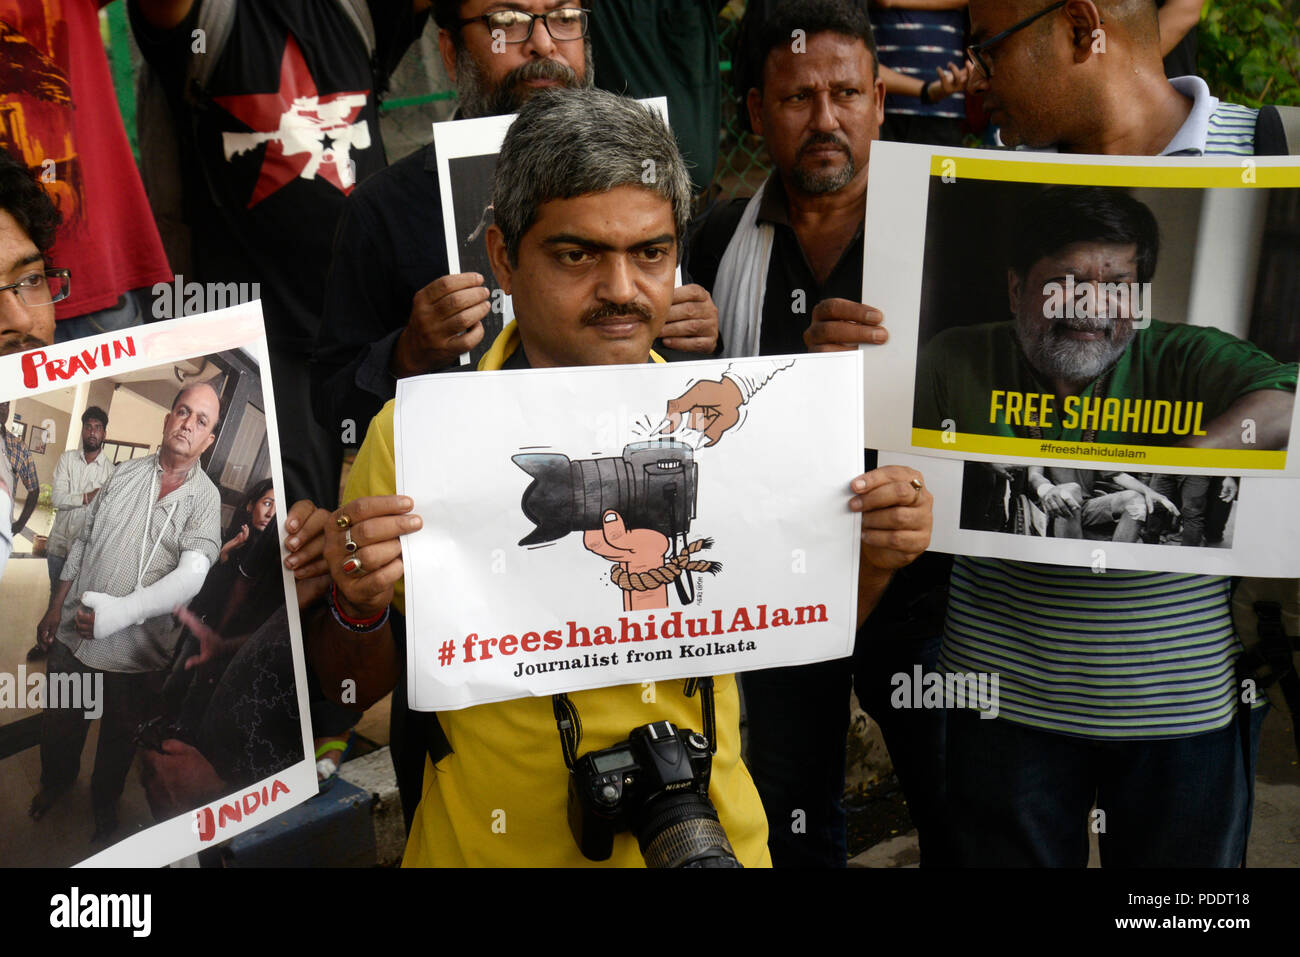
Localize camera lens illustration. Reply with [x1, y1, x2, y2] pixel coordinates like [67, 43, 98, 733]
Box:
[512, 440, 699, 546]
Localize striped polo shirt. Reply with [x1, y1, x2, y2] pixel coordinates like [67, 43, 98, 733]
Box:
[872, 9, 966, 120]
[941, 78, 1267, 739]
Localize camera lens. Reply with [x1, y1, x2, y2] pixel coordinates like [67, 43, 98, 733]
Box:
[635, 793, 742, 868]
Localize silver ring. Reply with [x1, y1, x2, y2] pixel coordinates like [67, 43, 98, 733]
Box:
[343, 528, 358, 554]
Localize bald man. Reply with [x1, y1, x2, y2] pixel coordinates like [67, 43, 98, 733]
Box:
[933, 0, 1289, 867]
[31, 382, 223, 841]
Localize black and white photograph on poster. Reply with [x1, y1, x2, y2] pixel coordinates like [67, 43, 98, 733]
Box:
[433, 97, 672, 366]
[862, 143, 1300, 476]
[959, 461, 1239, 549]
[879, 451, 1300, 577]
[0, 304, 316, 866]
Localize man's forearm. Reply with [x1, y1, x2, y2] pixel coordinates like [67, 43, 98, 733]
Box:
[51, 463, 81, 509]
[306, 606, 400, 710]
[857, 564, 895, 629]
[13, 492, 37, 536]
[48, 578, 73, 613]
[1185, 389, 1295, 450]
[1158, 0, 1204, 57]
[1112, 473, 1149, 496]
[881, 64, 928, 99]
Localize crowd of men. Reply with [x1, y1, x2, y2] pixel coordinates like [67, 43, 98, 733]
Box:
[1, 0, 1287, 868]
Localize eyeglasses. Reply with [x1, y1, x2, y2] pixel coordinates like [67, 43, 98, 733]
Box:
[0, 268, 71, 307]
[967, 1, 1067, 79]
[457, 7, 590, 44]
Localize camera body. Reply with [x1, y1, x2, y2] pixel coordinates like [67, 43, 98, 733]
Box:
[513, 440, 698, 546]
[568, 720, 740, 867]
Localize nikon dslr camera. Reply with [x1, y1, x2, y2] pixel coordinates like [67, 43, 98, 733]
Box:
[567, 720, 741, 868]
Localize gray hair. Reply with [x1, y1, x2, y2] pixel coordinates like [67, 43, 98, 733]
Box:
[492, 88, 693, 265]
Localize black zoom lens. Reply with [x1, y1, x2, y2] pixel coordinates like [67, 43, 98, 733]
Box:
[635, 793, 743, 868]
[512, 440, 697, 546]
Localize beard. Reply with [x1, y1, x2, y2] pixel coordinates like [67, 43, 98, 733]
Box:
[82, 437, 103, 453]
[1017, 315, 1135, 386]
[790, 133, 855, 194]
[455, 43, 593, 119]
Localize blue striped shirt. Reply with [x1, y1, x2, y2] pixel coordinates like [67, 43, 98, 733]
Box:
[941, 82, 1266, 739]
[872, 9, 966, 120]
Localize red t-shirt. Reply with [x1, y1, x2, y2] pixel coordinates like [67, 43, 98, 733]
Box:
[0, 0, 171, 321]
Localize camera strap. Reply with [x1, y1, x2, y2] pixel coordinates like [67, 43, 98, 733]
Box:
[683, 677, 718, 755]
[551, 679, 718, 770]
[552, 693, 584, 770]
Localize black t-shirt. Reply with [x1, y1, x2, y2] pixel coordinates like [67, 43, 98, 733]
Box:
[129, 0, 428, 349]
[313, 141, 449, 434]
[685, 176, 866, 356]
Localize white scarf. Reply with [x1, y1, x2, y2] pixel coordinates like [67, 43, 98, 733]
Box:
[713, 179, 776, 358]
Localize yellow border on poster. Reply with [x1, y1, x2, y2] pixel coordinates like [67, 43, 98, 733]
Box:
[928, 155, 1300, 189]
[911, 428, 1287, 470]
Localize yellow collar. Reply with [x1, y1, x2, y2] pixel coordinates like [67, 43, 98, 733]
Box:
[477, 320, 666, 370]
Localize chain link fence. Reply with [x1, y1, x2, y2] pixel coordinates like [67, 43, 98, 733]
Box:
[712, 1, 771, 202]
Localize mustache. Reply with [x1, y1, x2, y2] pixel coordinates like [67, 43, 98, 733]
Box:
[797, 132, 850, 160]
[0, 332, 47, 357]
[1052, 318, 1124, 335]
[582, 301, 653, 325]
[504, 57, 580, 89]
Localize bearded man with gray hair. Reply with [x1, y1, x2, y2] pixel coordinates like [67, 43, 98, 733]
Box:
[915, 185, 1296, 450]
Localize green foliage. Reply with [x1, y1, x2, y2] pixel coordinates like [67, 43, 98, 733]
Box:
[1199, 0, 1300, 106]
[38, 483, 52, 509]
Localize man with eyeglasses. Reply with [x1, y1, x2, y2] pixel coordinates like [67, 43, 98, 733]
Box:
[314, 0, 721, 446]
[0, 150, 69, 550]
[930, 0, 1292, 868]
[0, 148, 55, 576]
[0, 149, 63, 351]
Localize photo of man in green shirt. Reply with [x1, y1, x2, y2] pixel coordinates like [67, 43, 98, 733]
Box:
[914, 185, 1297, 451]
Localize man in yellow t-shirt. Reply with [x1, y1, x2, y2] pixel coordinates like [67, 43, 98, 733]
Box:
[293, 88, 933, 866]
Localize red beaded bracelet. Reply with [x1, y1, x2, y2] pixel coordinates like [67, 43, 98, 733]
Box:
[330, 582, 387, 630]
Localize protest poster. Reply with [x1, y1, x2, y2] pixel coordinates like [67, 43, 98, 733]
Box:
[395, 353, 863, 711]
[880, 450, 1300, 576]
[862, 143, 1300, 477]
[0, 303, 316, 866]
[433, 97, 673, 366]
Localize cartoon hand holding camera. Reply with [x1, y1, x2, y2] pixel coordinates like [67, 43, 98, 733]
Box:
[583, 510, 670, 612]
